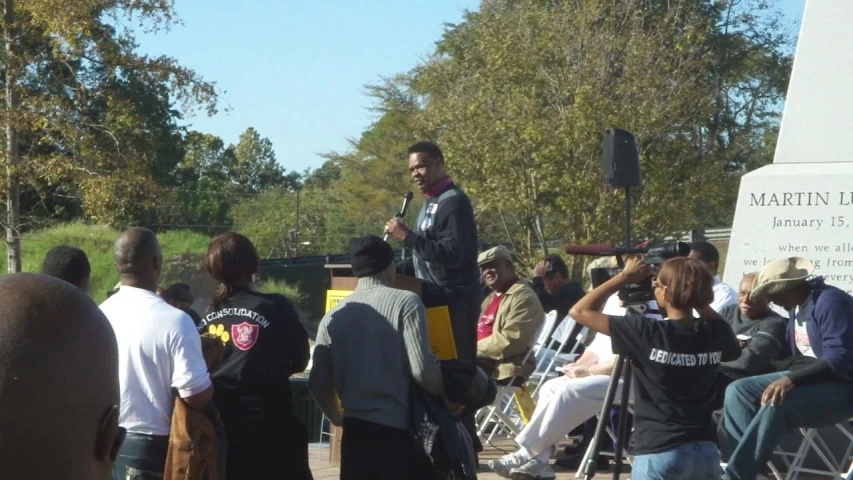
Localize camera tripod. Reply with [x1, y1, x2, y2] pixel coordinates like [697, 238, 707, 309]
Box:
[582, 303, 646, 480]
[583, 147, 642, 479]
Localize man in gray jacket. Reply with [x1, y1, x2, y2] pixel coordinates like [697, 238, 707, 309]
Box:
[716, 272, 787, 406]
[310, 235, 444, 480]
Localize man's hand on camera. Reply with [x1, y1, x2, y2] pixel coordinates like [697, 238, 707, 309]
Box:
[384, 218, 409, 241]
[533, 260, 549, 278]
[619, 257, 652, 284]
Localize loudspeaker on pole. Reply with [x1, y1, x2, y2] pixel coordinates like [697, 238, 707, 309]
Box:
[602, 128, 642, 188]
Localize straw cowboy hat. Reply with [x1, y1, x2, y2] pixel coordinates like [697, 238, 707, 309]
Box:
[750, 257, 814, 300]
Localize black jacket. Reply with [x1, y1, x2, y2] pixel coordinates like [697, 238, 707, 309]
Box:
[192, 290, 310, 418]
[411, 361, 497, 480]
[531, 277, 585, 351]
[403, 183, 481, 302]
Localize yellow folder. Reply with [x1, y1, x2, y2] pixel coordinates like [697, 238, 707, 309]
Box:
[324, 290, 457, 360]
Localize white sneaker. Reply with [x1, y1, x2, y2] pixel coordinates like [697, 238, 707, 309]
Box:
[488, 452, 529, 478]
[510, 459, 557, 480]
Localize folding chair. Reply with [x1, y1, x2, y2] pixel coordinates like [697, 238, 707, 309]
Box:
[715, 410, 786, 480]
[777, 422, 853, 479]
[529, 316, 590, 399]
[475, 311, 560, 442]
[711, 411, 853, 480]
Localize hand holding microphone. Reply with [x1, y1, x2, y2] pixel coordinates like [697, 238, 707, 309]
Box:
[384, 191, 414, 242]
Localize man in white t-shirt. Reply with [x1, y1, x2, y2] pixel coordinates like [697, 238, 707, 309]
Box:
[101, 227, 213, 480]
[489, 294, 662, 479]
[689, 241, 737, 312]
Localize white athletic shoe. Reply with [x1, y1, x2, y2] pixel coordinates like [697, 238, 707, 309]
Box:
[488, 452, 529, 478]
[510, 459, 557, 480]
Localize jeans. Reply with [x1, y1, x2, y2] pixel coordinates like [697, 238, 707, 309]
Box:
[723, 371, 853, 480]
[112, 433, 169, 480]
[631, 441, 720, 480]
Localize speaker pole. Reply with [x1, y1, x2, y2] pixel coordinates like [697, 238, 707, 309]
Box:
[625, 186, 632, 248]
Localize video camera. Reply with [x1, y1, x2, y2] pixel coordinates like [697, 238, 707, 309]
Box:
[568, 241, 691, 306]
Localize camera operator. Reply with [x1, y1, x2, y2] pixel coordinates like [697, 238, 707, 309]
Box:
[689, 241, 737, 312]
[487, 292, 661, 480]
[570, 257, 740, 480]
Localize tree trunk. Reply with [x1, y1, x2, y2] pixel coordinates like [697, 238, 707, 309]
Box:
[4, 0, 20, 273]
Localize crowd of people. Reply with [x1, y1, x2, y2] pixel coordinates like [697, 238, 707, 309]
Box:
[1, 227, 313, 480]
[2, 140, 853, 480]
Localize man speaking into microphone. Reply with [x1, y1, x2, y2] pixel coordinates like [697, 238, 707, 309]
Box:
[385, 141, 481, 362]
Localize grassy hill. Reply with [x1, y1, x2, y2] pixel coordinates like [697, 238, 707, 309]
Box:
[0, 223, 301, 305]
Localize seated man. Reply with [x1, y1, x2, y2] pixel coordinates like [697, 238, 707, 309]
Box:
[689, 241, 737, 312]
[532, 254, 585, 344]
[41, 245, 91, 293]
[488, 294, 662, 479]
[716, 271, 787, 406]
[723, 257, 853, 480]
[476, 246, 544, 385]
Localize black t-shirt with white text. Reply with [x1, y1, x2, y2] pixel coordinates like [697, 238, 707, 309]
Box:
[608, 314, 741, 454]
[192, 289, 310, 424]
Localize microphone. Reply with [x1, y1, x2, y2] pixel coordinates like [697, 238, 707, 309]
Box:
[384, 191, 415, 241]
[564, 244, 614, 256]
[397, 191, 414, 219]
[564, 241, 652, 256]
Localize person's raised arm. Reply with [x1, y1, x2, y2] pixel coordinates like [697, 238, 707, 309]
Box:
[531, 261, 555, 311]
[570, 257, 652, 336]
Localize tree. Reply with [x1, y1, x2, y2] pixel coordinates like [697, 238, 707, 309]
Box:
[0, 0, 219, 272]
[320, 77, 430, 248]
[230, 189, 297, 259]
[411, 0, 792, 276]
[163, 131, 235, 232]
[232, 127, 298, 194]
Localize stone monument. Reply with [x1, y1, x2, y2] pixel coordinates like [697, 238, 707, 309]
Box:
[724, 0, 853, 294]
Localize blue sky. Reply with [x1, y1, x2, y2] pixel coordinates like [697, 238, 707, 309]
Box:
[134, 0, 804, 174]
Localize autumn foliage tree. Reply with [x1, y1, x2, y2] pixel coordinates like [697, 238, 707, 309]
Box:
[407, 0, 791, 275]
[0, 0, 218, 272]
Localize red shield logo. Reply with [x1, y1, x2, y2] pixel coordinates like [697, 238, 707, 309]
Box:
[231, 322, 260, 351]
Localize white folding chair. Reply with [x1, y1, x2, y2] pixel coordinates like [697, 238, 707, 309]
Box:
[475, 311, 559, 442]
[777, 422, 853, 479]
[529, 315, 589, 399]
[714, 412, 853, 480]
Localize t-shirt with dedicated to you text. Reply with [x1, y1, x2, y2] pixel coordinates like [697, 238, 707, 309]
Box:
[608, 313, 741, 455]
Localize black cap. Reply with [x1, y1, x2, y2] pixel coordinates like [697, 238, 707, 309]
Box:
[350, 236, 395, 278]
[543, 254, 569, 278]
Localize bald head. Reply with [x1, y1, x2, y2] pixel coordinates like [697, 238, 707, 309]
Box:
[114, 227, 162, 290]
[0, 273, 121, 479]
